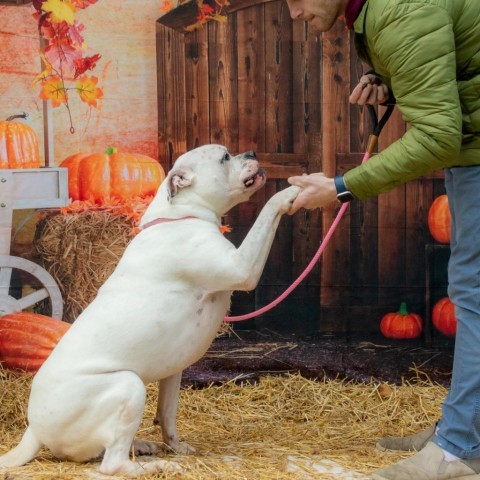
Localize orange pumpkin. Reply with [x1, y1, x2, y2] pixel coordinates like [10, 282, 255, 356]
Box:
[0, 312, 70, 372]
[0, 114, 41, 169]
[60, 147, 165, 204]
[428, 195, 450, 244]
[380, 302, 423, 339]
[432, 297, 457, 337]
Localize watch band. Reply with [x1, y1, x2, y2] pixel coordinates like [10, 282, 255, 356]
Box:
[334, 175, 354, 203]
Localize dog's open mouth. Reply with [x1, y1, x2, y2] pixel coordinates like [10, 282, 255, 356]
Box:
[243, 169, 265, 188]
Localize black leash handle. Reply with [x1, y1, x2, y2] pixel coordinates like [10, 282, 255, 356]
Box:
[368, 103, 396, 137]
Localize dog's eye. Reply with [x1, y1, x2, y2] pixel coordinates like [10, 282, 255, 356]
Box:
[221, 152, 230, 163]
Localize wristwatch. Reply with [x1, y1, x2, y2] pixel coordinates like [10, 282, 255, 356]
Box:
[334, 175, 355, 203]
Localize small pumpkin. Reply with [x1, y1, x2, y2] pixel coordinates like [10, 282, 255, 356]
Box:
[0, 312, 70, 372]
[380, 302, 423, 339]
[0, 113, 41, 169]
[432, 297, 457, 337]
[60, 147, 165, 204]
[428, 195, 450, 244]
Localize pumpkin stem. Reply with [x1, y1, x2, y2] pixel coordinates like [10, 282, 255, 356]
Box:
[106, 147, 118, 155]
[6, 112, 28, 122]
[398, 302, 408, 315]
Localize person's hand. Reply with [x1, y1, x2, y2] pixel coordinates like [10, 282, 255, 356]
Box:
[349, 73, 389, 106]
[287, 173, 337, 214]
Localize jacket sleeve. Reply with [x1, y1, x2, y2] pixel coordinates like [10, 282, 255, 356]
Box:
[344, 4, 462, 200]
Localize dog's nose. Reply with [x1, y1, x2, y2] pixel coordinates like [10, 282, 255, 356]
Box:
[244, 151, 256, 159]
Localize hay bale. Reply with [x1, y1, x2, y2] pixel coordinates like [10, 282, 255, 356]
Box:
[34, 210, 133, 323]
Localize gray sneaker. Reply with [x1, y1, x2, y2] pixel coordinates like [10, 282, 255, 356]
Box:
[376, 423, 436, 452]
[372, 442, 480, 479]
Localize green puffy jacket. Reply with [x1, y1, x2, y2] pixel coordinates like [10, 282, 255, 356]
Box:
[344, 0, 480, 200]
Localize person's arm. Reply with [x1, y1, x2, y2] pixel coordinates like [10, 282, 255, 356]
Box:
[289, 4, 461, 210]
[345, 4, 461, 200]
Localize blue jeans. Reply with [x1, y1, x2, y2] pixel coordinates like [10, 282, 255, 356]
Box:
[434, 165, 480, 459]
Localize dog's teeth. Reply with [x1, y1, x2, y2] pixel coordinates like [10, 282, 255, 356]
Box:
[244, 175, 257, 187]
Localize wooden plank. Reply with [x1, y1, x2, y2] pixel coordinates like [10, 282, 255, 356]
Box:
[208, 15, 239, 150]
[320, 21, 352, 310]
[305, 26, 323, 168]
[259, 163, 307, 178]
[346, 49, 380, 312]
[291, 22, 323, 298]
[291, 21, 309, 155]
[253, 179, 280, 329]
[257, 152, 307, 164]
[236, 5, 266, 151]
[377, 106, 407, 306]
[405, 178, 431, 307]
[288, 21, 323, 313]
[264, 1, 293, 153]
[156, 24, 187, 171]
[184, 28, 210, 149]
[293, 20, 324, 301]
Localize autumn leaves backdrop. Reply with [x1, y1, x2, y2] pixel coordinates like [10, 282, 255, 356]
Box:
[1, 1, 163, 162]
[32, 0, 103, 132]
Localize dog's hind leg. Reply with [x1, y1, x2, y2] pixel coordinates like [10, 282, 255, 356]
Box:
[154, 372, 195, 454]
[0, 426, 42, 467]
[99, 371, 181, 477]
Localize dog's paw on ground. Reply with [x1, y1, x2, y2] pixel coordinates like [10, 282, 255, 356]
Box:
[161, 440, 196, 455]
[131, 439, 160, 456]
[86, 457, 183, 478]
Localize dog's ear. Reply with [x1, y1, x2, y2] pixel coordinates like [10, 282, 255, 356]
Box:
[166, 167, 195, 201]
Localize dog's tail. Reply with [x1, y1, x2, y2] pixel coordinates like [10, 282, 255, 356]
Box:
[0, 427, 42, 467]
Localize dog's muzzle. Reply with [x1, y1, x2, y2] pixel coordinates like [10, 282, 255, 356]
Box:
[243, 168, 265, 188]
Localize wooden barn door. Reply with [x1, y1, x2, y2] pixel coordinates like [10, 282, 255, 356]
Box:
[156, 0, 441, 336]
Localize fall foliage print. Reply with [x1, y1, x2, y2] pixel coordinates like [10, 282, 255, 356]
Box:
[32, 0, 103, 132]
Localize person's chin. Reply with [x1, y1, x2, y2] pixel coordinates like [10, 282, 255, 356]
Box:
[309, 16, 340, 32]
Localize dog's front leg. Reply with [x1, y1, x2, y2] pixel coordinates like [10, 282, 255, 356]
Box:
[229, 185, 300, 291]
[154, 372, 196, 454]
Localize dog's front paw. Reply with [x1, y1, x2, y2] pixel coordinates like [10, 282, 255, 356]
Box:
[273, 185, 301, 214]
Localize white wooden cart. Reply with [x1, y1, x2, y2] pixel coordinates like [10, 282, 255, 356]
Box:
[0, 2, 69, 327]
[0, 167, 68, 319]
[0, 0, 70, 318]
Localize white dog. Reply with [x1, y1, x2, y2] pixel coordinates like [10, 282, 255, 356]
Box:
[0, 145, 299, 477]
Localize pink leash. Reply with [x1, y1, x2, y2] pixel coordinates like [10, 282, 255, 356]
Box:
[224, 104, 395, 322]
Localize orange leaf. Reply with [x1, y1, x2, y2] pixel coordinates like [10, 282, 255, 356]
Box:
[32, 50, 53, 86]
[75, 75, 103, 107]
[160, 0, 174, 12]
[41, 0, 76, 24]
[219, 224, 232, 234]
[39, 75, 68, 107]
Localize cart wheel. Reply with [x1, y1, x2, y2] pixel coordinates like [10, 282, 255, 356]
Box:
[0, 255, 63, 319]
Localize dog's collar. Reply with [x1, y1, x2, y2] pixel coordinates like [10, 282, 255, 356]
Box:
[141, 216, 198, 230]
[141, 216, 231, 234]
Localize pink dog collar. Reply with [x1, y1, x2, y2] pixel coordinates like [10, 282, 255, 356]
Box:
[141, 216, 198, 230]
[141, 216, 231, 234]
